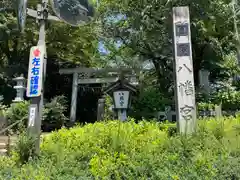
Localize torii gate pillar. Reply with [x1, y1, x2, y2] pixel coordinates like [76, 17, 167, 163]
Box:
[70, 72, 78, 123]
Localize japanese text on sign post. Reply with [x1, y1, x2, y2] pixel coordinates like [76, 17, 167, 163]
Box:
[173, 6, 197, 134]
[119, 92, 125, 107]
[113, 91, 129, 109]
[26, 46, 45, 97]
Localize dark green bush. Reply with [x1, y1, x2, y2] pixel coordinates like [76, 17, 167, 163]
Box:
[4, 95, 69, 133]
[42, 95, 69, 131]
[197, 87, 240, 112]
[214, 156, 240, 179]
[5, 101, 29, 133]
[104, 95, 115, 120]
[130, 87, 172, 119]
[14, 132, 36, 164]
[0, 102, 7, 117]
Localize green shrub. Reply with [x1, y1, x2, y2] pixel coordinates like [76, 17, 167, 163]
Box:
[42, 95, 69, 131]
[197, 87, 240, 112]
[214, 156, 240, 179]
[215, 89, 240, 111]
[14, 132, 37, 164]
[0, 118, 240, 179]
[131, 87, 172, 119]
[0, 102, 7, 117]
[4, 95, 69, 133]
[104, 95, 115, 120]
[5, 101, 29, 133]
[197, 102, 215, 111]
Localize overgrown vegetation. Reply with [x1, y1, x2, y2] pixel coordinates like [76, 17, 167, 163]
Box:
[1, 95, 69, 133]
[13, 132, 36, 164]
[1, 0, 240, 123]
[0, 118, 240, 179]
[42, 95, 69, 131]
[5, 101, 29, 132]
[1, 0, 240, 178]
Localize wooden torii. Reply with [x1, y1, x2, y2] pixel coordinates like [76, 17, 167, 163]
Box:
[59, 67, 138, 123]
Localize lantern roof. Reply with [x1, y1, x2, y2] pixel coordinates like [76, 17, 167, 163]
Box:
[13, 76, 25, 81]
[104, 79, 137, 95]
[13, 74, 25, 81]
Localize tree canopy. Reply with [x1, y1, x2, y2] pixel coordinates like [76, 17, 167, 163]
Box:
[0, 0, 240, 119]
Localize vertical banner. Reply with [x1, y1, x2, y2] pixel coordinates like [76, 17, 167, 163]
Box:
[28, 105, 37, 127]
[26, 45, 45, 97]
[173, 6, 197, 134]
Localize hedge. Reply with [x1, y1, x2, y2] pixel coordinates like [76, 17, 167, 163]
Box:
[0, 118, 240, 179]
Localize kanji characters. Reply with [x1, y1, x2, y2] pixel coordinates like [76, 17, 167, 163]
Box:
[180, 105, 194, 121]
[29, 48, 42, 96]
[119, 92, 124, 107]
[178, 80, 194, 96]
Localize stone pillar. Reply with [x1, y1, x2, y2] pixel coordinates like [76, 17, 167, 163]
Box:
[70, 72, 78, 124]
[173, 6, 197, 134]
[97, 96, 105, 121]
[199, 69, 210, 94]
[215, 104, 222, 120]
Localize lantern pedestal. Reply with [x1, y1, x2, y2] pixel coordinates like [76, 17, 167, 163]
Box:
[117, 109, 127, 121]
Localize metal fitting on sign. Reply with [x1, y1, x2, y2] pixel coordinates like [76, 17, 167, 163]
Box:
[36, 3, 48, 22]
[37, 4, 42, 20]
[42, 2, 48, 19]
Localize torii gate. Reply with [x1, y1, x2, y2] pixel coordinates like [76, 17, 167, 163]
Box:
[59, 67, 138, 123]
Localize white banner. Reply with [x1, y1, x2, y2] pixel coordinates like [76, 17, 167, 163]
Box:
[28, 105, 37, 127]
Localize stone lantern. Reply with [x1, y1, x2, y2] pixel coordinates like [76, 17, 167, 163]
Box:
[13, 74, 26, 102]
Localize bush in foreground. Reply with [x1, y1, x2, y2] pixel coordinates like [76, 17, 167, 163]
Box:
[1, 118, 240, 179]
[4, 95, 69, 133]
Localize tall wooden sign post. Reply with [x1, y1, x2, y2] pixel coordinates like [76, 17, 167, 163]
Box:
[173, 6, 197, 134]
[26, 0, 48, 155]
[19, 0, 94, 155]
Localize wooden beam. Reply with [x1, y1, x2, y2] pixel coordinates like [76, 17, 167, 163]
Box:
[78, 77, 119, 84]
[27, 8, 61, 21]
[78, 77, 139, 85]
[59, 67, 133, 75]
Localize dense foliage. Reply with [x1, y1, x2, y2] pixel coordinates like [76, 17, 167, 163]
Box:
[3, 95, 69, 132]
[42, 95, 69, 131]
[1, 1, 240, 178]
[0, 0, 101, 106]
[0, 118, 240, 179]
[1, 0, 240, 122]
